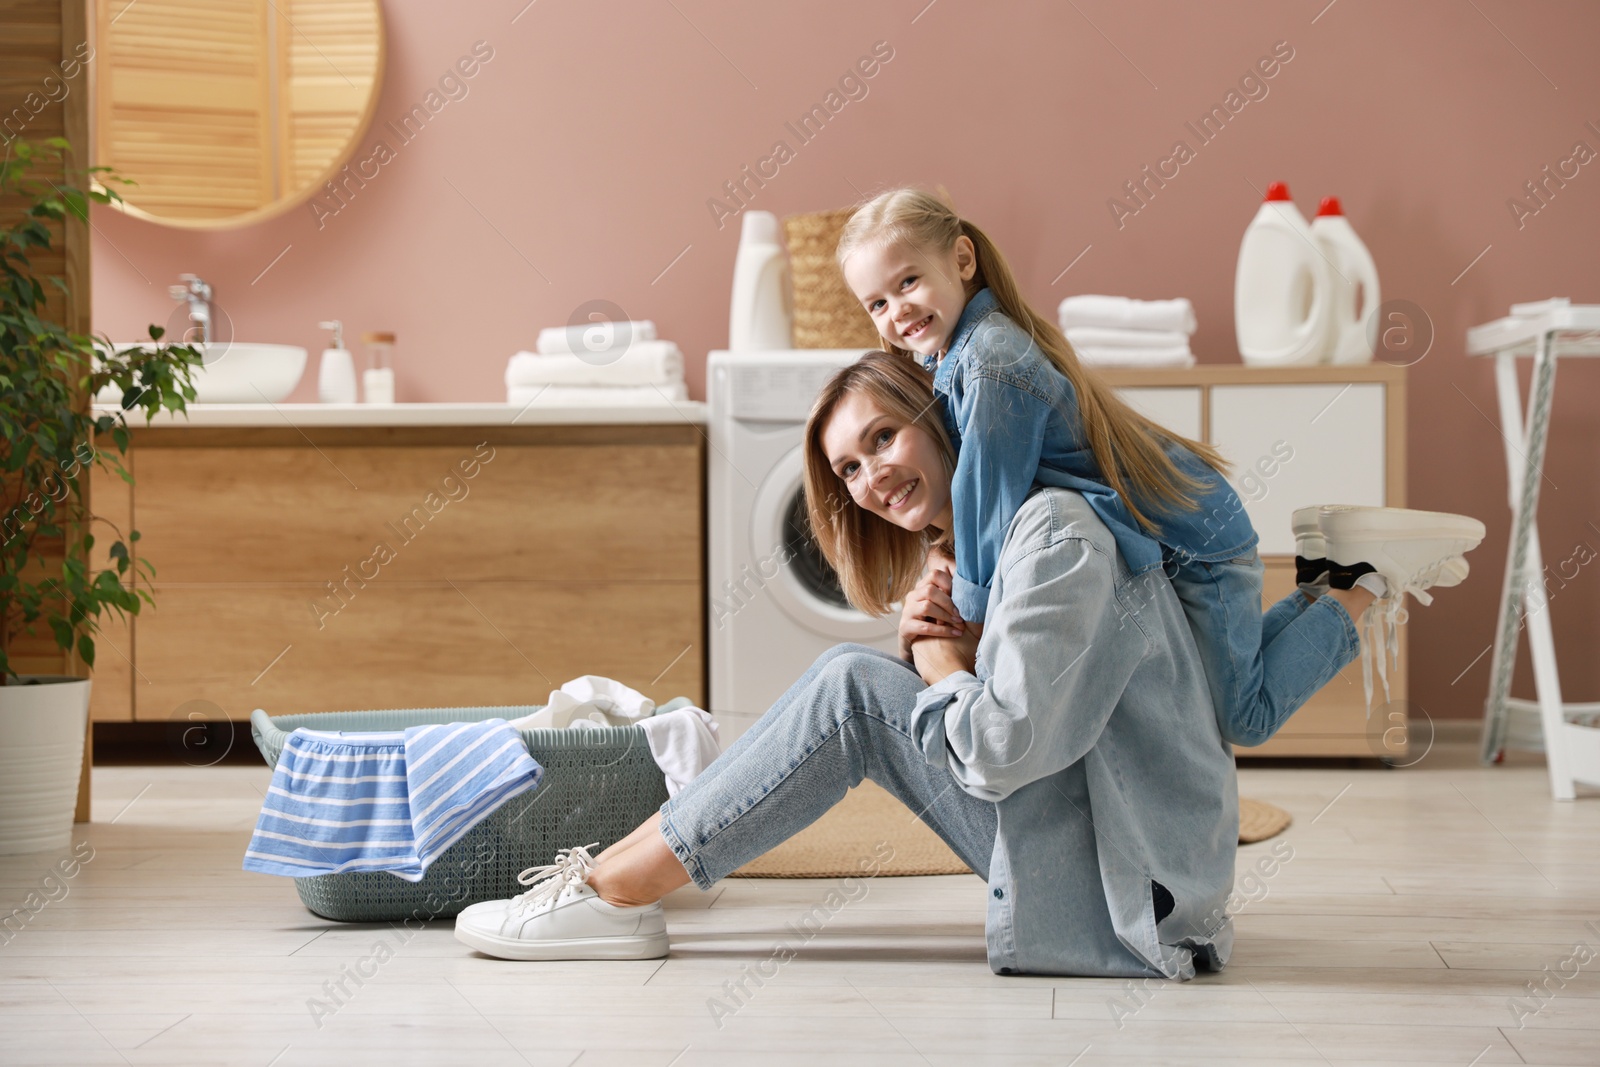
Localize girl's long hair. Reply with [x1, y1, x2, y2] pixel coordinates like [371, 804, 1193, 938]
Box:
[802, 351, 955, 618]
[836, 187, 1229, 536]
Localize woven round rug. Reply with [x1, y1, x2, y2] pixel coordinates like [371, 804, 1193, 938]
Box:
[1238, 797, 1292, 843]
[728, 782, 1291, 877]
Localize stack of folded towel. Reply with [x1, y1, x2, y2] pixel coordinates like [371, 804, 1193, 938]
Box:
[1058, 295, 1198, 369]
[505, 319, 689, 406]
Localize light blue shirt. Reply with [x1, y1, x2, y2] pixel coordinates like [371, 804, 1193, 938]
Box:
[922, 287, 1258, 622]
[910, 487, 1239, 979]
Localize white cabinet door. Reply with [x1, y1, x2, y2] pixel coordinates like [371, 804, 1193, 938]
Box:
[1209, 384, 1386, 555]
[1115, 387, 1203, 441]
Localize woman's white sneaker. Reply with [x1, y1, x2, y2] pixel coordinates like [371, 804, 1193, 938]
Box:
[453, 843, 669, 961]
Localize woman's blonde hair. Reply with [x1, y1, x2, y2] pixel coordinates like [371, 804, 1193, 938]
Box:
[802, 351, 955, 617]
[836, 187, 1229, 535]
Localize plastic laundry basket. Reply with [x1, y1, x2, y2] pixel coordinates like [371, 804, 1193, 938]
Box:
[249, 703, 678, 922]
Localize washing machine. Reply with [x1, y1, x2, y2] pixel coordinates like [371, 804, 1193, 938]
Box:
[707, 349, 898, 742]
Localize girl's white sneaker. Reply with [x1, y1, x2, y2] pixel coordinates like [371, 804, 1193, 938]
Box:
[1315, 505, 1485, 709]
[453, 843, 669, 961]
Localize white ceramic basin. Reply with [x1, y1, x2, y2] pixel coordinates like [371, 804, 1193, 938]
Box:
[94, 342, 308, 404]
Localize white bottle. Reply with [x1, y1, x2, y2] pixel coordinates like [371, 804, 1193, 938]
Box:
[1309, 197, 1381, 364]
[1234, 182, 1332, 366]
[362, 331, 396, 404]
[728, 210, 793, 351]
[316, 320, 358, 403]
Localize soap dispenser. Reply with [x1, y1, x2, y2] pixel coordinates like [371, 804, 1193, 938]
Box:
[317, 320, 358, 403]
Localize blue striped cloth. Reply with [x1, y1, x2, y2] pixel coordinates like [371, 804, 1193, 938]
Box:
[243, 719, 542, 881]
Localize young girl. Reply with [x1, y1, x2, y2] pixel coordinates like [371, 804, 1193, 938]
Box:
[836, 187, 1485, 742]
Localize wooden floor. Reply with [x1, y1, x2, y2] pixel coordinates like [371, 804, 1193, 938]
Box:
[2, 732, 1598, 1066]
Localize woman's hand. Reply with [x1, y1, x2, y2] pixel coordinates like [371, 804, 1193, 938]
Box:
[910, 627, 979, 687]
[899, 546, 965, 661]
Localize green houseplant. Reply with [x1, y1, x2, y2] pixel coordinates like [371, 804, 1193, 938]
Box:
[0, 138, 201, 852]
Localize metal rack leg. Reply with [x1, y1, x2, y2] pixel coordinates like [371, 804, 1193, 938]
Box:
[1480, 332, 1572, 796]
[1481, 354, 1527, 763]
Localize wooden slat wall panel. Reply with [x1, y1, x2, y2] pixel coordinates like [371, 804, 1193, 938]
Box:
[86, 454, 134, 722]
[279, 0, 380, 191]
[94, 0, 274, 217]
[1, 0, 95, 815]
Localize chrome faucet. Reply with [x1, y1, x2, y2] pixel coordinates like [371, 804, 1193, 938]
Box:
[168, 274, 212, 345]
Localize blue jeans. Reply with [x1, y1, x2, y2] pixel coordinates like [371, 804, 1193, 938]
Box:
[657, 644, 998, 890]
[1170, 551, 1362, 747]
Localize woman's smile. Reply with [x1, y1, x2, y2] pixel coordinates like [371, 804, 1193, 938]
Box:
[885, 478, 919, 509]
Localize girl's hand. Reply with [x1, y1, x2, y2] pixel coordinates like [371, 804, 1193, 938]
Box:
[898, 546, 965, 660]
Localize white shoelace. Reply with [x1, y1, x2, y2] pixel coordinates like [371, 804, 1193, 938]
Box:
[510, 842, 603, 914]
[1356, 558, 1452, 713]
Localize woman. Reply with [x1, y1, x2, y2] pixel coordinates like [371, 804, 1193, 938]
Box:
[455, 351, 1239, 980]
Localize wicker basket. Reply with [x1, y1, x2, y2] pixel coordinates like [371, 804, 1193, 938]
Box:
[250, 704, 677, 922]
[783, 206, 882, 350]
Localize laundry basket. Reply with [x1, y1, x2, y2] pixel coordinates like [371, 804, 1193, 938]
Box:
[249, 703, 678, 922]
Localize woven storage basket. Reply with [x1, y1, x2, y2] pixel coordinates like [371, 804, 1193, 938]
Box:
[250, 704, 676, 922]
[783, 206, 882, 350]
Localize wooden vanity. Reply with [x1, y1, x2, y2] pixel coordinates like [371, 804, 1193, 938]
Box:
[87, 404, 707, 724]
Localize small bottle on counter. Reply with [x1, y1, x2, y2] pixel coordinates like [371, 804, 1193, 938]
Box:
[317, 320, 359, 404]
[362, 331, 396, 404]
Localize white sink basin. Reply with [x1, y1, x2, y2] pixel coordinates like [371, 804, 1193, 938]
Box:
[94, 342, 308, 404]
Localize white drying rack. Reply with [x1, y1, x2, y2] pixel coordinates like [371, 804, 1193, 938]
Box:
[1471, 298, 1600, 800]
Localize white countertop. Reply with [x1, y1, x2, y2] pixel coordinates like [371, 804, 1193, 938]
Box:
[93, 400, 709, 427]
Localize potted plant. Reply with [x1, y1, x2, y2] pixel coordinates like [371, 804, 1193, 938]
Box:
[0, 138, 201, 853]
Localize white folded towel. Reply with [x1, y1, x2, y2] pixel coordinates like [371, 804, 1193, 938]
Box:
[1065, 326, 1191, 350]
[507, 382, 688, 407]
[1074, 345, 1196, 369]
[537, 319, 657, 356]
[505, 342, 684, 388]
[1059, 295, 1197, 335]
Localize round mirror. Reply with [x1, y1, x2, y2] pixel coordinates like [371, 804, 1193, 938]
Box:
[93, 0, 385, 229]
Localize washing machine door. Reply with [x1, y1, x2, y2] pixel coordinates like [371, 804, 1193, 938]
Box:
[750, 446, 897, 640]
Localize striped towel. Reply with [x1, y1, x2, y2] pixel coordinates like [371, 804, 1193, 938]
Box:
[243, 720, 542, 881]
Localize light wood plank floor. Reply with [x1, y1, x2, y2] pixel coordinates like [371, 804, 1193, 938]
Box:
[2, 733, 1597, 1066]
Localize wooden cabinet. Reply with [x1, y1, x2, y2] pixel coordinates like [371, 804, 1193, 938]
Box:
[1108, 365, 1407, 759]
[88, 423, 705, 722]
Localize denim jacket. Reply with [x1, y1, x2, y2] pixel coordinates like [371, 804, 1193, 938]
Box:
[922, 288, 1258, 623]
[910, 487, 1239, 979]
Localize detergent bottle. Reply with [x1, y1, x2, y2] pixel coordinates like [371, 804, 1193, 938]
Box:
[1234, 182, 1332, 366]
[1309, 197, 1381, 364]
[728, 210, 794, 351]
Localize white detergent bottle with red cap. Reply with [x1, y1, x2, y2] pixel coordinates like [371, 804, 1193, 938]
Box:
[1234, 181, 1332, 366]
[1309, 196, 1381, 364]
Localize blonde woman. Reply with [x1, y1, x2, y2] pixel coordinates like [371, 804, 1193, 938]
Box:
[457, 351, 1242, 980]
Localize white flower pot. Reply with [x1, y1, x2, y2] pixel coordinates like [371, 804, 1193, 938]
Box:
[0, 676, 92, 855]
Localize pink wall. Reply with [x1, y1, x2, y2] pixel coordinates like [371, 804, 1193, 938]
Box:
[91, 0, 1600, 722]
